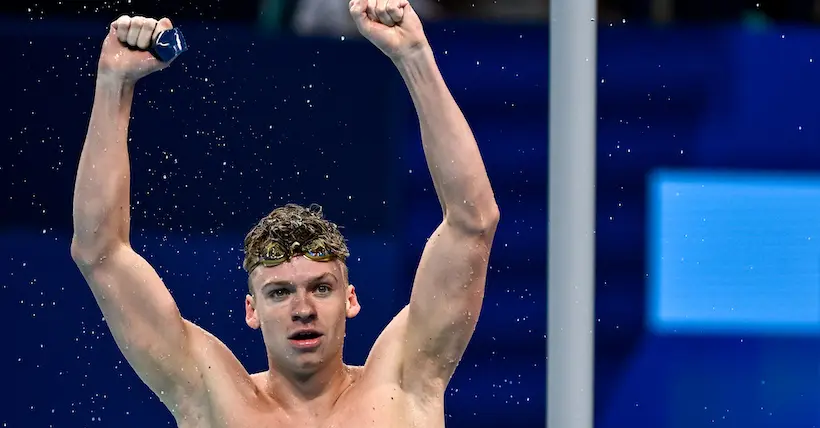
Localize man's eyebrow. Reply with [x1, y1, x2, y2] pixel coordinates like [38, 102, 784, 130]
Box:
[260, 279, 293, 290]
[260, 272, 338, 290]
[313, 272, 338, 283]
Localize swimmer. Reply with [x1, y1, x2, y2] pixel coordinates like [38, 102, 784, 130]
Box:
[70, 2, 499, 427]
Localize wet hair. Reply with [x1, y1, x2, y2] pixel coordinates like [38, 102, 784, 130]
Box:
[242, 203, 349, 293]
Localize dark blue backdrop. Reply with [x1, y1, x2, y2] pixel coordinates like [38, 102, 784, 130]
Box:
[2, 15, 819, 428]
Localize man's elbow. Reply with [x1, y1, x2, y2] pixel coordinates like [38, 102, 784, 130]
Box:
[70, 238, 122, 268]
[479, 201, 501, 231]
[446, 200, 500, 235]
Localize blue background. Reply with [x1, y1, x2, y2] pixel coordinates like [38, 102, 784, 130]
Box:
[2, 12, 820, 428]
[650, 170, 820, 335]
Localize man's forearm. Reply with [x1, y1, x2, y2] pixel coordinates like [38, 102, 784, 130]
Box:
[71, 75, 136, 258]
[394, 47, 498, 230]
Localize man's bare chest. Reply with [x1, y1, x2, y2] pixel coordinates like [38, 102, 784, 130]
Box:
[186, 383, 441, 428]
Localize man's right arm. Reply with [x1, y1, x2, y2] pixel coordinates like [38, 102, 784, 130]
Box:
[70, 71, 203, 413]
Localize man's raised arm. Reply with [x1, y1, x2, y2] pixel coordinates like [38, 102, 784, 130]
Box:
[350, 0, 500, 393]
[70, 15, 204, 416]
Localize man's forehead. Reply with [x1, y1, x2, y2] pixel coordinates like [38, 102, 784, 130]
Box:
[250, 257, 343, 286]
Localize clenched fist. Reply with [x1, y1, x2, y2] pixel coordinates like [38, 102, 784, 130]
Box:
[349, 0, 428, 60]
[98, 15, 175, 82]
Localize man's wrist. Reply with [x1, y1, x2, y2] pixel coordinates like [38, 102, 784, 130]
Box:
[390, 42, 433, 66]
[96, 68, 138, 90]
[94, 69, 137, 115]
[392, 44, 437, 77]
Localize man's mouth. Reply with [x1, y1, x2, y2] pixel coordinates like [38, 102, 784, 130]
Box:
[288, 330, 323, 340]
[288, 330, 323, 349]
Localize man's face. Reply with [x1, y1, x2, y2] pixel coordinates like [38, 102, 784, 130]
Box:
[245, 256, 360, 375]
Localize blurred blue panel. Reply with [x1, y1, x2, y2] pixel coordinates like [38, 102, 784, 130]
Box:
[648, 169, 820, 335]
[602, 336, 820, 428]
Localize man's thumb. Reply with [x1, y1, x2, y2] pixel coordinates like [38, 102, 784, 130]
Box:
[157, 17, 174, 32]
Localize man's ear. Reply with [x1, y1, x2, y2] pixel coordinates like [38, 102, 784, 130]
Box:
[245, 294, 260, 329]
[345, 284, 361, 318]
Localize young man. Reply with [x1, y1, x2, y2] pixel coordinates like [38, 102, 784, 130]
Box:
[70, 1, 499, 426]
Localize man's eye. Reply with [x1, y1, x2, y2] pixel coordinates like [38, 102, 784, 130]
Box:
[316, 285, 331, 294]
[269, 289, 289, 298]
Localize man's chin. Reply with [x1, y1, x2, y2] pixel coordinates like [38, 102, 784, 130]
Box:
[288, 356, 328, 378]
[295, 352, 326, 366]
[267, 342, 338, 375]
[276, 351, 325, 371]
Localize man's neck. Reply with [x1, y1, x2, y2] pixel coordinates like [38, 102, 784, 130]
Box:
[264, 356, 354, 411]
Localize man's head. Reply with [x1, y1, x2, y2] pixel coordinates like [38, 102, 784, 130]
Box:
[242, 203, 360, 376]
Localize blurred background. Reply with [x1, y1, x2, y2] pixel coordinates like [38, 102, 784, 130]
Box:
[3, 0, 820, 427]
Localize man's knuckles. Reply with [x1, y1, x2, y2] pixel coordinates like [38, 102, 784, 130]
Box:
[137, 19, 157, 49]
[113, 15, 162, 49]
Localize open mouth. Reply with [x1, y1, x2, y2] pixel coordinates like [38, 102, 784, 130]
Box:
[288, 330, 323, 350]
[288, 330, 323, 340]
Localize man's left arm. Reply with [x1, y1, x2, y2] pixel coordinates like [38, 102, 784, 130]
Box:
[348, 0, 499, 393]
[394, 46, 500, 392]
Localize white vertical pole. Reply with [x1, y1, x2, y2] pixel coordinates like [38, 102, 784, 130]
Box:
[547, 0, 597, 427]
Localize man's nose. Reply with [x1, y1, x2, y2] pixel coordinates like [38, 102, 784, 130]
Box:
[291, 296, 317, 322]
